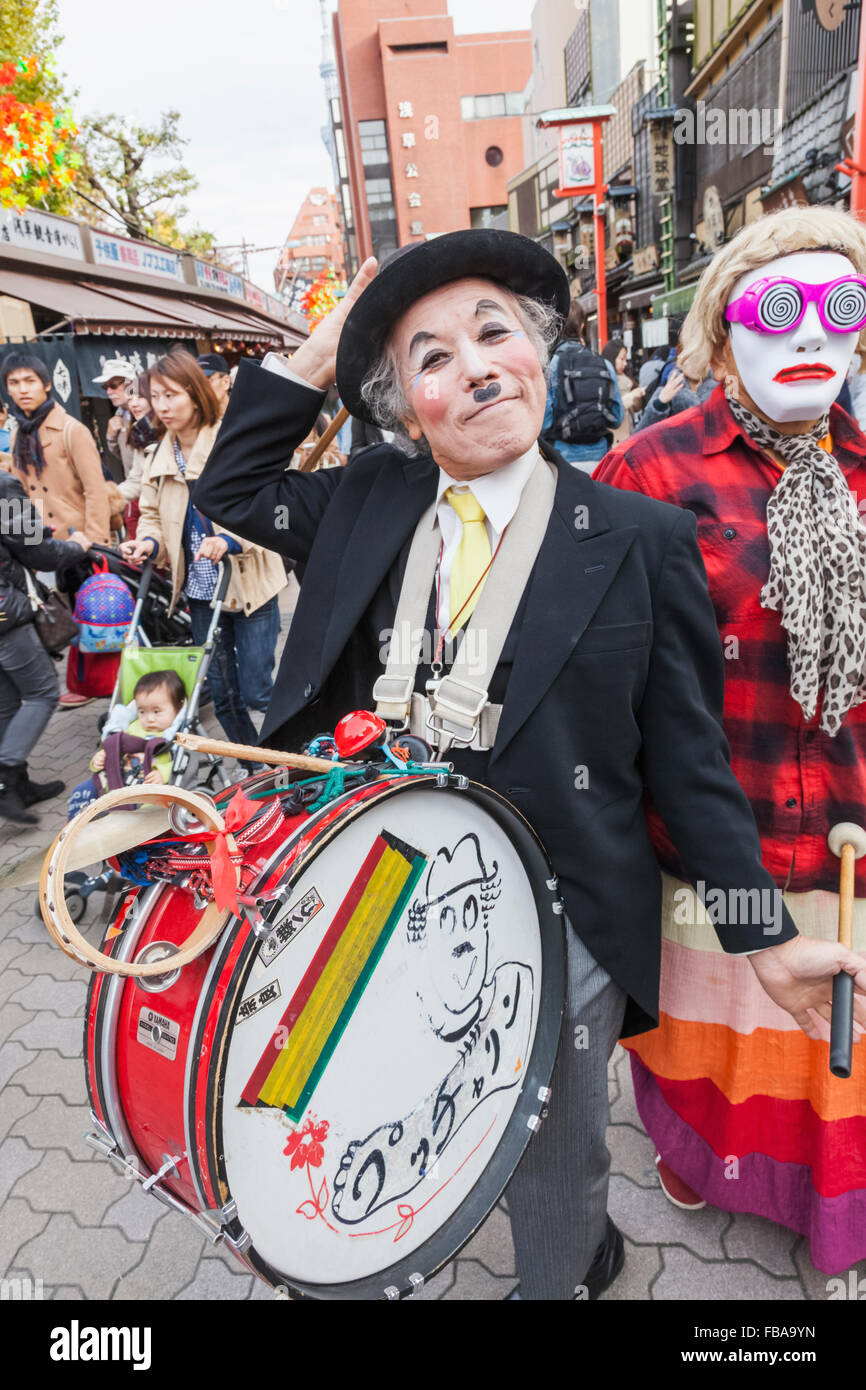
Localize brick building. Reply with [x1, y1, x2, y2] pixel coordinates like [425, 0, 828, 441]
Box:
[275, 186, 346, 297]
[328, 0, 531, 273]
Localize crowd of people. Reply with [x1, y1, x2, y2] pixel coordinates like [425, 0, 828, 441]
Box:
[0, 343, 369, 822]
[4, 294, 866, 820]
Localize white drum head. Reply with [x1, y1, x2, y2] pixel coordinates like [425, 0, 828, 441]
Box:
[217, 782, 561, 1297]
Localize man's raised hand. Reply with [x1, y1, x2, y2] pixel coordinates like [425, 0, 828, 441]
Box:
[287, 257, 378, 392]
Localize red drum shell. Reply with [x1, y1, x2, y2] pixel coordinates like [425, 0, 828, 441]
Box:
[85, 773, 564, 1299]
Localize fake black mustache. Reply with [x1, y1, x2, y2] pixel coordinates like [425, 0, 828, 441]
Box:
[473, 382, 501, 404]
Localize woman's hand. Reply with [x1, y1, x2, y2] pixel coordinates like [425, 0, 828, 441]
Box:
[69, 531, 91, 551]
[286, 257, 379, 391]
[91, 749, 106, 771]
[142, 769, 162, 785]
[194, 535, 229, 563]
[120, 537, 157, 563]
[749, 934, 866, 1039]
[658, 368, 685, 405]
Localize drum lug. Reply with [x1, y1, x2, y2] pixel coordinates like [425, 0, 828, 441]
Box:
[546, 875, 558, 892]
[83, 1128, 117, 1160]
[87, 1111, 116, 1151]
[238, 900, 272, 939]
[408, 1272, 424, 1295]
[552, 899, 565, 916]
[83, 1131, 146, 1181]
[219, 1197, 239, 1224]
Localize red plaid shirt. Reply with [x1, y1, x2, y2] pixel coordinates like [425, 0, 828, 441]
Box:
[595, 383, 866, 895]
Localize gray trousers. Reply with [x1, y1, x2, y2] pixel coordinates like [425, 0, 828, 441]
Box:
[506, 924, 627, 1300]
[0, 621, 60, 766]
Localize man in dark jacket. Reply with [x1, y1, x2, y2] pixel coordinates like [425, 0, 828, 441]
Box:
[194, 230, 866, 1301]
[0, 472, 89, 822]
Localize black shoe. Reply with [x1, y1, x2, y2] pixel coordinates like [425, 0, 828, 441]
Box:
[0, 763, 39, 825]
[20, 763, 65, 806]
[503, 1216, 625, 1302]
[583, 1216, 625, 1300]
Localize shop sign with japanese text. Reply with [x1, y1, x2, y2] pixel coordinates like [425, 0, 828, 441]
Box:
[0, 208, 84, 260]
[92, 231, 184, 282]
[194, 259, 244, 299]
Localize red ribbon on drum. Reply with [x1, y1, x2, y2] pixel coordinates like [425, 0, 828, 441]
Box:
[154, 785, 268, 917]
[206, 785, 257, 915]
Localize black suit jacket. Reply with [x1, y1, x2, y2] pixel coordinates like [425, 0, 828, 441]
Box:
[195, 360, 797, 1036]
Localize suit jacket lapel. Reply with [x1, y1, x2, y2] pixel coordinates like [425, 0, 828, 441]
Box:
[318, 452, 437, 682]
[490, 458, 639, 762]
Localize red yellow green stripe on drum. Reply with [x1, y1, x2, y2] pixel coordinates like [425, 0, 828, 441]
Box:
[241, 829, 427, 1122]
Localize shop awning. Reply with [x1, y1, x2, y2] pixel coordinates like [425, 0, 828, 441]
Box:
[618, 280, 664, 311]
[0, 266, 302, 346]
[0, 267, 193, 332]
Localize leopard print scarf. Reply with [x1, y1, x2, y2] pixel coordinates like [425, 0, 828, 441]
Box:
[727, 390, 866, 736]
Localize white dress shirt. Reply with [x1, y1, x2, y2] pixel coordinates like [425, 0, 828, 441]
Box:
[262, 352, 540, 634]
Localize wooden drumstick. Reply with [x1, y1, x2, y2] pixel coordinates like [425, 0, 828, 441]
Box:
[826, 821, 866, 1078]
[297, 405, 349, 472]
[174, 730, 341, 773]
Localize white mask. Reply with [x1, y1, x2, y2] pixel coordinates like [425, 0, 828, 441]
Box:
[726, 250, 861, 424]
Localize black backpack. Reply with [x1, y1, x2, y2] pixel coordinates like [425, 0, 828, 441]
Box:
[548, 341, 617, 444]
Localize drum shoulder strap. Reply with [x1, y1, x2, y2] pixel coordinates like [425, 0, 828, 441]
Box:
[374, 454, 557, 742]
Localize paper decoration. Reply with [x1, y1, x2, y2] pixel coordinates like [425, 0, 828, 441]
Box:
[0, 57, 79, 213]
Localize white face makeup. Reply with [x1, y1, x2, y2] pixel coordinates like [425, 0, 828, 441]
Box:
[391, 277, 547, 478]
[727, 250, 860, 424]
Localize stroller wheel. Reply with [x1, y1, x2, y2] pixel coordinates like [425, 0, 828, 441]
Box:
[35, 867, 89, 921]
[65, 891, 87, 924]
[34, 891, 85, 923]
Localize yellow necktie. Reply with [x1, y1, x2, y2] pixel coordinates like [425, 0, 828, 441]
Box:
[446, 487, 492, 635]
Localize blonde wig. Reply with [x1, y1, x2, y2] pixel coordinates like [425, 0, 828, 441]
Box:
[678, 207, 866, 382]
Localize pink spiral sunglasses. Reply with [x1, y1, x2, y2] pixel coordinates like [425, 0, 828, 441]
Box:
[725, 275, 866, 335]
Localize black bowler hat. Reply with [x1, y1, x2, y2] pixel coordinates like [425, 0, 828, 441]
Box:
[336, 228, 570, 423]
[197, 353, 229, 376]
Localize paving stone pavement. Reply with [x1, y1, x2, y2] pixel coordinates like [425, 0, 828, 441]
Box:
[1, 586, 864, 1302]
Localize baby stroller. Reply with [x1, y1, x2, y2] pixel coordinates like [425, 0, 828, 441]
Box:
[48, 557, 234, 924]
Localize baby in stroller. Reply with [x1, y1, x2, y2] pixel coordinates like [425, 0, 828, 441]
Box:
[68, 668, 187, 818]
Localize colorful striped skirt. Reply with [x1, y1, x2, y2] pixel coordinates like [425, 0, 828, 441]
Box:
[624, 874, 866, 1275]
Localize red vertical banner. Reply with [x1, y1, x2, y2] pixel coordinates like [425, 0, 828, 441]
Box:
[592, 120, 607, 347]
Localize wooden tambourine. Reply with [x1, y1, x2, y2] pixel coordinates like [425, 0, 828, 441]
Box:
[38, 784, 238, 977]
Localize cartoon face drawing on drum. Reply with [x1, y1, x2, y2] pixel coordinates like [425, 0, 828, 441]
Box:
[406, 834, 501, 1042]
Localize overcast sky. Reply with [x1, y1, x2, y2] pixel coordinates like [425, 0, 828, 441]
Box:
[54, 0, 536, 289]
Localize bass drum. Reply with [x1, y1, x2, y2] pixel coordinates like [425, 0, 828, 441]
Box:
[85, 771, 565, 1300]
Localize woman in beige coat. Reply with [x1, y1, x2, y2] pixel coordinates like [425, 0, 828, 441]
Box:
[120, 351, 285, 756]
